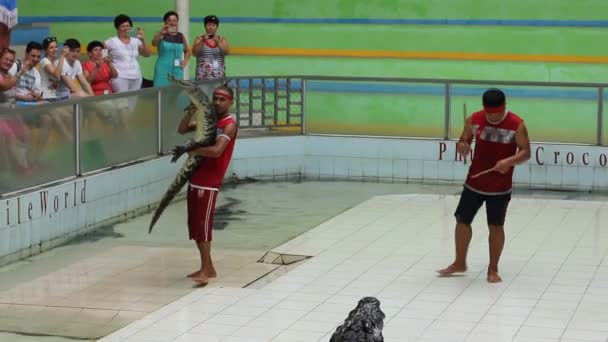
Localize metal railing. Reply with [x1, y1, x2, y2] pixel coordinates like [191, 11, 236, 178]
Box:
[1, 76, 606, 196]
[229, 77, 303, 130]
[299, 76, 607, 145]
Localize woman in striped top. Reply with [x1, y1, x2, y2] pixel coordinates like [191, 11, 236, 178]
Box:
[192, 15, 229, 84]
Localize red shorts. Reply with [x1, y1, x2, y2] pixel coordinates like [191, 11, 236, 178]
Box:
[187, 185, 218, 242]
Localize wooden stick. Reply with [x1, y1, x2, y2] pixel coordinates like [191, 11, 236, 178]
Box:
[461, 103, 468, 163]
[470, 167, 496, 179]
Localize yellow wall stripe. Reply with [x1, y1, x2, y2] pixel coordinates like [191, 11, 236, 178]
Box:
[229, 46, 608, 64]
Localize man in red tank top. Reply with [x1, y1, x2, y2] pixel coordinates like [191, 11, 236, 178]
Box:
[177, 85, 238, 285]
[438, 89, 531, 283]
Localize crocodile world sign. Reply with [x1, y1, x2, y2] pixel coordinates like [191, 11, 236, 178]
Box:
[0, 179, 87, 229]
[438, 141, 608, 167]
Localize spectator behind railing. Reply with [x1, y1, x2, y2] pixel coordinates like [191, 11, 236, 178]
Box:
[8, 41, 56, 162]
[0, 47, 19, 108]
[56, 38, 94, 99]
[192, 15, 230, 95]
[105, 14, 151, 94]
[82, 41, 127, 133]
[10, 42, 44, 105]
[0, 48, 34, 177]
[37, 38, 74, 143]
[83, 41, 118, 96]
[39, 37, 68, 102]
[152, 11, 190, 87]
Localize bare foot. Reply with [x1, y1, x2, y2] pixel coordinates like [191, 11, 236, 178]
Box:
[192, 274, 209, 285]
[204, 269, 217, 278]
[487, 271, 502, 283]
[186, 270, 202, 278]
[437, 263, 467, 276]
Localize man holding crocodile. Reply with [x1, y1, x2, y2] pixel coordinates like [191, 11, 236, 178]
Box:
[177, 85, 237, 285]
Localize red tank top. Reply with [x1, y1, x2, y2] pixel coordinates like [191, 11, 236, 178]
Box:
[190, 115, 237, 188]
[465, 110, 523, 194]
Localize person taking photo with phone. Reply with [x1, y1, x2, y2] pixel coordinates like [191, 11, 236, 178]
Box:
[83, 41, 118, 96]
[152, 11, 190, 87]
[192, 15, 229, 95]
[104, 14, 151, 95]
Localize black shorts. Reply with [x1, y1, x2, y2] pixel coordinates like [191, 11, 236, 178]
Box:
[454, 186, 511, 226]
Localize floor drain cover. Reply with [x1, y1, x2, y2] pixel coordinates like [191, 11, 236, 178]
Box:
[258, 251, 311, 265]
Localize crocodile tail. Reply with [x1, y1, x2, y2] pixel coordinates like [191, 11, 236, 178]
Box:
[149, 157, 200, 233]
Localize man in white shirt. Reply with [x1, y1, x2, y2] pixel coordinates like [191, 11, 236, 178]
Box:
[56, 38, 94, 99]
[9, 41, 44, 105]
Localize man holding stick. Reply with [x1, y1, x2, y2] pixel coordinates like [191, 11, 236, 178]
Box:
[438, 88, 531, 283]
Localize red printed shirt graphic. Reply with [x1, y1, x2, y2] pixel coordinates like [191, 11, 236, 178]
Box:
[465, 110, 523, 194]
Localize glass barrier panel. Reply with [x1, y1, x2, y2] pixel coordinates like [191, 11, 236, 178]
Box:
[79, 89, 159, 173]
[450, 84, 598, 144]
[304, 79, 445, 137]
[0, 102, 76, 194]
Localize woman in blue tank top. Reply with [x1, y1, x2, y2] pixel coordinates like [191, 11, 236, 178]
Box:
[152, 11, 191, 87]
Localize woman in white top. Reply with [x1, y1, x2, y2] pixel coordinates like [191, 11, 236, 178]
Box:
[39, 36, 68, 101]
[105, 14, 151, 94]
[37, 37, 73, 142]
[0, 48, 33, 176]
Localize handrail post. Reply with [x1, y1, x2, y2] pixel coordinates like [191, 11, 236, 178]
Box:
[444, 82, 452, 140]
[273, 77, 279, 126]
[301, 78, 307, 135]
[73, 103, 81, 176]
[248, 77, 254, 125]
[286, 78, 292, 125]
[157, 88, 163, 154]
[249, 78, 254, 127]
[598, 87, 604, 146]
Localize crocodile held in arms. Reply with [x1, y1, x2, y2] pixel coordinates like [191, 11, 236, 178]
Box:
[148, 77, 218, 233]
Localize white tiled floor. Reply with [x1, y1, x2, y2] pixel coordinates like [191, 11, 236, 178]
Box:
[101, 194, 608, 342]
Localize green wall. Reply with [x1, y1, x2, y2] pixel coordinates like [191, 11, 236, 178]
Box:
[305, 92, 603, 144]
[20, 0, 608, 82]
[47, 22, 608, 56]
[228, 57, 608, 83]
[20, 0, 608, 20]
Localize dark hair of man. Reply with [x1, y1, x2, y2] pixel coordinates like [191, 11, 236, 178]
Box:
[482, 88, 506, 107]
[64, 38, 81, 50]
[25, 41, 43, 53]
